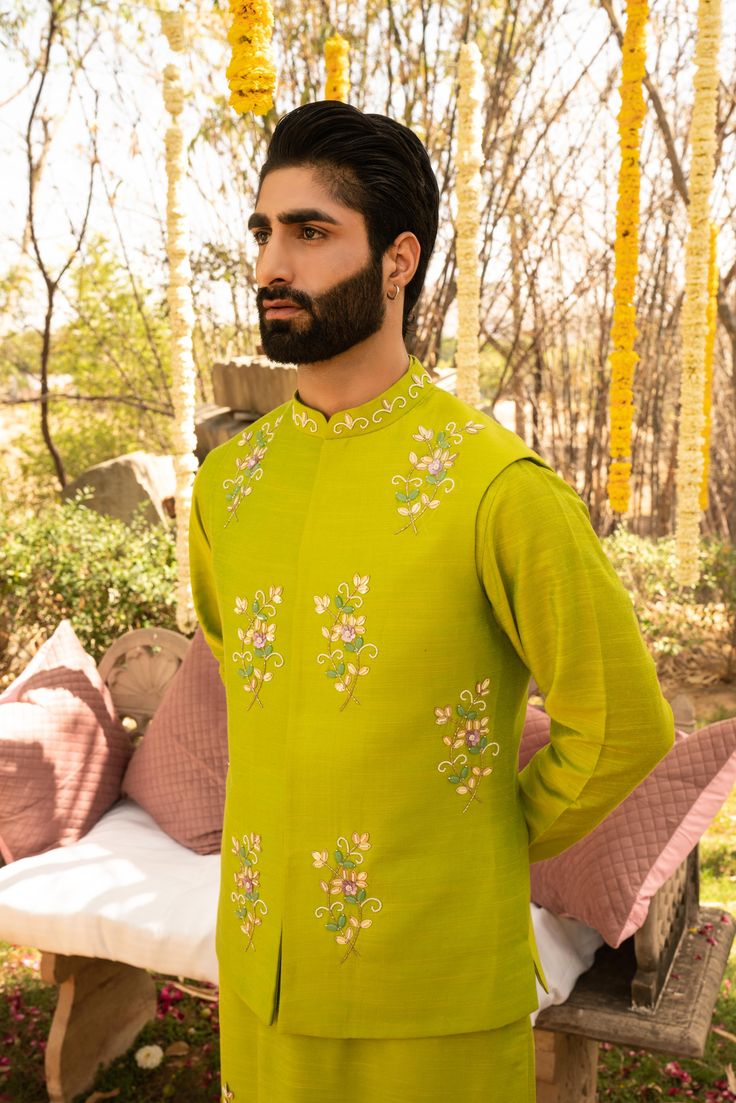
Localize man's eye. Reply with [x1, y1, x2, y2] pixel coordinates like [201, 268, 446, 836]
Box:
[252, 230, 269, 245]
[301, 226, 323, 240]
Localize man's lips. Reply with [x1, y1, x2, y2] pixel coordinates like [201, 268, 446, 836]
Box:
[262, 299, 305, 317]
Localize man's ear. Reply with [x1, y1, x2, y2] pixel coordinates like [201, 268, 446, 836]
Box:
[385, 232, 421, 288]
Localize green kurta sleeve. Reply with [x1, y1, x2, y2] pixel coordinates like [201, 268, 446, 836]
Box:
[476, 459, 674, 863]
[189, 462, 224, 676]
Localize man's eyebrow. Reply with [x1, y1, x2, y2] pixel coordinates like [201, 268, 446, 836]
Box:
[247, 208, 341, 231]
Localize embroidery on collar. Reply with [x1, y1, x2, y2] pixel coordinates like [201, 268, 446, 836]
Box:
[408, 369, 431, 397]
[223, 415, 283, 527]
[312, 832, 382, 962]
[332, 411, 370, 435]
[370, 393, 407, 425]
[221, 1084, 235, 1102]
[435, 678, 500, 812]
[314, 574, 378, 710]
[291, 406, 319, 433]
[233, 586, 284, 709]
[392, 418, 485, 534]
[231, 832, 267, 951]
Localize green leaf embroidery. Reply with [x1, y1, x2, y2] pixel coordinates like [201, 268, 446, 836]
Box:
[327, 669, 338, 679]
[356, 889, 367, 903]
[396, 491, 409, 503]
[337, 662, 346, 676]
[335, 594, 344, 609]
[244, 664, 254, 677]
[252, 599, 260, 613]
[337, 914, 347, 929]
[460, 766, 470, 779]
[325, 922, 340, 932]
[457, 705, 467, 717]
[342, 859, 356, 869]
[342, 604, 354, 613]
[468, 746, 481, 755]
[334, 849, 345, 864]
[265, 644, 273, 656]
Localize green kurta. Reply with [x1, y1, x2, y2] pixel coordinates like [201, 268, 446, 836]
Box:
[190, 357, 673, 1056]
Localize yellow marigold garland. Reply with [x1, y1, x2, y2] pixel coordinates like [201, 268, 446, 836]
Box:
[607, 0, 648, 515]
[226, 0, 276, 116]
[675, 0, 721, 586]
[454, 41, 483, 407]
[699, 223, 719, 511]
[324, 33, 350, 102]
[162, 12, 198, 632]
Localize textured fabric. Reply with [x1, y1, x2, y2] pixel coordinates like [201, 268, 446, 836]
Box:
[122, 627, 228, 854]
[189, 358, 674, 1038]
[0, 620, 130, 863]
[218, 977, 536, 1103]
[0, 796, 600, 1009]
[0, 799, 219, 980]
[528, 714, 736, 946]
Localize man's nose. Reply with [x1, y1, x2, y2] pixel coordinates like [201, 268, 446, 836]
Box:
[256, 233, 294, 288]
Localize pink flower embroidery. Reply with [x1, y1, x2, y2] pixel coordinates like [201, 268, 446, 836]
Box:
[313, 833, 383, 962]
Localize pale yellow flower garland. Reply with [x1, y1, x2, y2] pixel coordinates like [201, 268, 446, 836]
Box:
[607, 0, 648, 515]
[226, 0, 276, 116]
[675, 0, 721, 586]
[454, 41, 483, 407]
[324, 33, 350, 102]
[162, 11, 198, 632]
[699, 223, 719, 511]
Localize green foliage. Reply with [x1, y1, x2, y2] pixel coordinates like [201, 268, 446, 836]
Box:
[0, 493, 178, 682]
[1, 237, 174, 495]
[603, 531, 736, 676]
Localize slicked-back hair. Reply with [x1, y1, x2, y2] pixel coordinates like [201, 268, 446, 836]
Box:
[258, 101, 440, 338]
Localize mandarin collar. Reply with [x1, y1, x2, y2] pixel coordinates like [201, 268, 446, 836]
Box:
[290, 356, 433, 439]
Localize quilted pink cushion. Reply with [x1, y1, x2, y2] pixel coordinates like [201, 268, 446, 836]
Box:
[121, 628, 227, 855]
[0, 620, 131, 863]
[521, 705, 736, 946]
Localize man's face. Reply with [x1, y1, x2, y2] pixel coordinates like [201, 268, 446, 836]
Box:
[249, 166, 386, 365]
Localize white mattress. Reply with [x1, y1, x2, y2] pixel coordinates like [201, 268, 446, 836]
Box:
[0, 799, 602, 1019]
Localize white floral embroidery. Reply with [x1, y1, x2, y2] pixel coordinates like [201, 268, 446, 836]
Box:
[314, 573, 378, 710]
[371, 394, 407, 424]
[332, 411, 370, 435]
[223, 415, 283, 526]
[392, 419, 485, 534]
[291, 407, 319, 433]
[436, 678, 499, 812]
[407, 370, 432, 397]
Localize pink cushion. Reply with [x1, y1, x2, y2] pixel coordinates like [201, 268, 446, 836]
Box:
[0, 620, 131, 863]
[121, 628, 227, 855]
[521, 705, 736, 946]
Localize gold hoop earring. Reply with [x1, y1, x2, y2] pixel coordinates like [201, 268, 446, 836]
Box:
[386, 283, 400, 301]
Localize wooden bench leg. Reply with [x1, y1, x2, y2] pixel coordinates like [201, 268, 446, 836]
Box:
[534, 1028, 599, 1103]
[40, 952, 157, 1103]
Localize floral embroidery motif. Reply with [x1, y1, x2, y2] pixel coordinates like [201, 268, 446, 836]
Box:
[407, 368, 432, 398]
[436, 678, 499, 812]
[232, 586, 284, 709]
[369, 394, 407, 425]
[332, 411, 370, 435]
[392, 419, 485, 534]
[291, 406, 319, 433]
[231, 833, 267, 951]
[221, 1083, 235, 1102]
[223, 415, 282, 526]
[312, 832, 383, 962]
[314, 574, 378, 710]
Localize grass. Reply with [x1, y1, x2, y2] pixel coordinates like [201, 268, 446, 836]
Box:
[2, 712, 736, 1101]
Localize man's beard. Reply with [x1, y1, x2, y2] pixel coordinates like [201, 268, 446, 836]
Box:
[256, 253, 386, 365]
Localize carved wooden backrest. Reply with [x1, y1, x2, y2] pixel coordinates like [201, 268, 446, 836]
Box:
[98, 627, 190, 736]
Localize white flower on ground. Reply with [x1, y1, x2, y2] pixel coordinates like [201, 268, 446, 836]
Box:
[135, 1043, 164, 1069]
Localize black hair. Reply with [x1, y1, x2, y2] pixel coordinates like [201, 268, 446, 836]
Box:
[258, 100, 440, 338]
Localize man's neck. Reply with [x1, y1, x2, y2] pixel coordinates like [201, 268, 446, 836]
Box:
[295, 332, 411, 420]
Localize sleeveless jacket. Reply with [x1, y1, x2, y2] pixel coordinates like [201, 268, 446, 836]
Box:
[189, 357, 674, 1038]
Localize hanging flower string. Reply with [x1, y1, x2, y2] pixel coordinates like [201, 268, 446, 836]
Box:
[162, 12, 198, 632]
[454, 41, 483, 407]
[324, 33, 350, 102]
[675, 0, 722, 585]
[607, 0, 648, 515]
[226, 0, 276, 116]
[699, 223, 719, 511]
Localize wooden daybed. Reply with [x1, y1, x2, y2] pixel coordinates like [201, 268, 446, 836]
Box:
[0, 628, 732, 1103]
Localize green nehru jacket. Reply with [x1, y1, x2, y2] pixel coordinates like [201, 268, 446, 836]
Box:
[189, 356, 674, 1039]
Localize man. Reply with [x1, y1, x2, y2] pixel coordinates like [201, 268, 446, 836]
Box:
[190, 100, 674, 1102]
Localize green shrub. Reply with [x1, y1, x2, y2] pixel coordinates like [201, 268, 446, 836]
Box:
[0, 492, 179, 683]
[603, 530, 736, 679]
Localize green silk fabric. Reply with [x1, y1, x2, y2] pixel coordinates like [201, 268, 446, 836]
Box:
[190, 357, 674, 1038]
